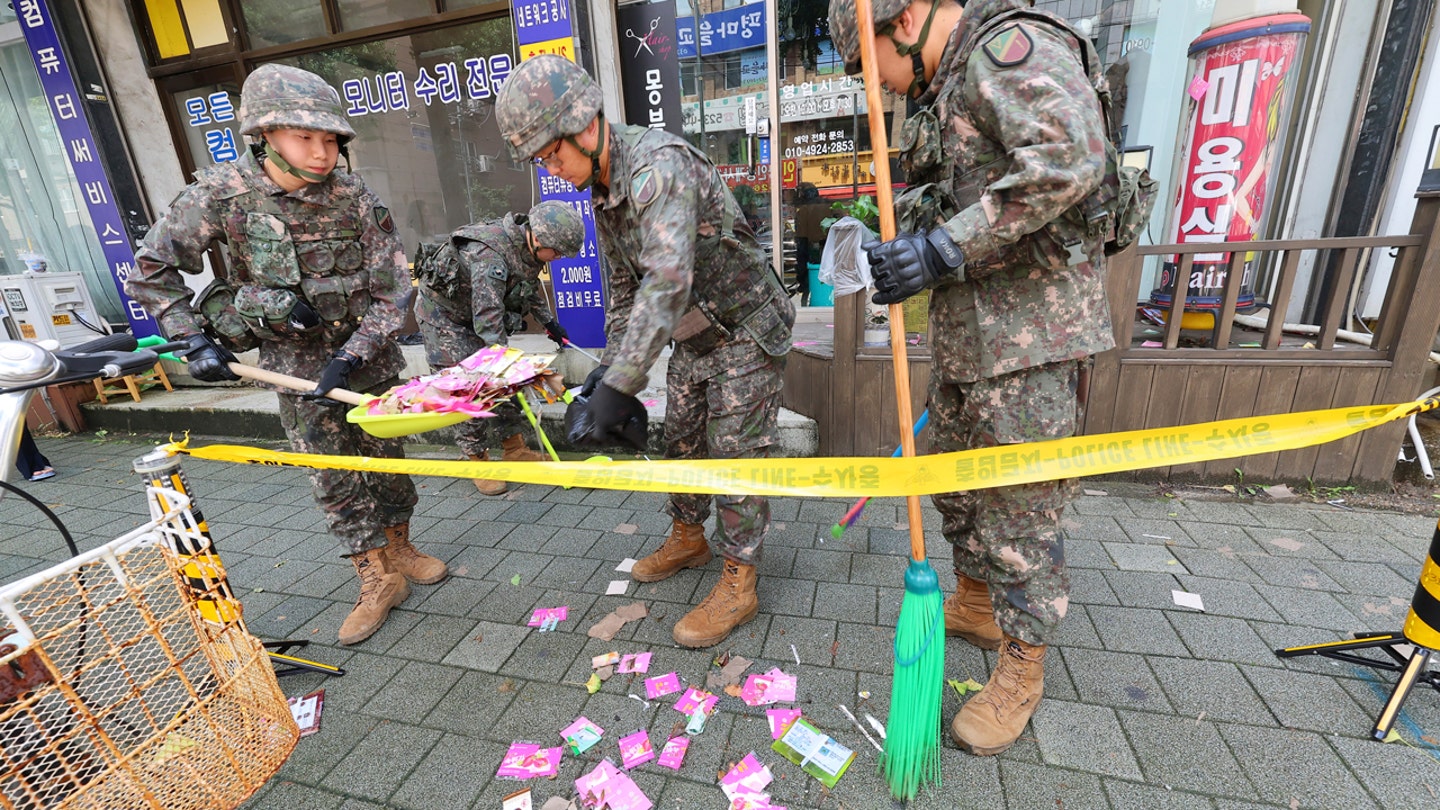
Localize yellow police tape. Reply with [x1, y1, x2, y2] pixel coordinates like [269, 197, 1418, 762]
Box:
[163, 397, 1438, 498]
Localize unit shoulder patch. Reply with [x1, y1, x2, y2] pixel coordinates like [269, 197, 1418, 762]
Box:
[374, 206, 394, 233]
[982, 24, 1033, 68]
[631, 166, 663, 209]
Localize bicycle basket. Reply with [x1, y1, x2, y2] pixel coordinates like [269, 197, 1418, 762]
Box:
[0, 488, 297, 809]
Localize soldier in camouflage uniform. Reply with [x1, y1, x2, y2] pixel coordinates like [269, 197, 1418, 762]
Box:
[495, 55, 795, 649]
[127, 64, 449, 647]
[415, 201, 585, 495]
[829, 0, 1114, 755]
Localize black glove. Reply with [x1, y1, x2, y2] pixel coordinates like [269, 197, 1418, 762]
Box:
[306, 350, 360, 405]
[179, 333, 240, 382]
[865, 229, 965, 305]
[577, 364, 609, 398]
[543, 319, 569, 348]
[585, 381, 649, 450]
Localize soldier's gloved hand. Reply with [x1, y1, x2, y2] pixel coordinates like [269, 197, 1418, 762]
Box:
[585, 381, 648, 450]
[179, 333, 240, 382]
[287, 298, 322, 332]
[865, 229, 965, 305]
[543, 319, 569, 348]
[577, 364, 609, 398]
[305, 350, 360, 405]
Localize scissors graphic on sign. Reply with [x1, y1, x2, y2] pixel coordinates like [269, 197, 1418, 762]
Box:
[626, 17, 659, 57]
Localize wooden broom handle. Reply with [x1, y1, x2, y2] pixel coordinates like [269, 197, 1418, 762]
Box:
[855, 0, 928, 564]
[226, 362, 367, 406]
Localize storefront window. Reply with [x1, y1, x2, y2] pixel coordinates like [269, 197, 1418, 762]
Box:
[267, 18, 526, 254]
[338, 0, 423, 31]
[0, 39, 121, 323]
[238, 0, 328, 49]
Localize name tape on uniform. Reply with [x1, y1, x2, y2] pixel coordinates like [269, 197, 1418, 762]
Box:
[164, 398, 1439, 498]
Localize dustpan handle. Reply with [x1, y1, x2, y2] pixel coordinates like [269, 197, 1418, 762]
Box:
[226, 363, 367, 406]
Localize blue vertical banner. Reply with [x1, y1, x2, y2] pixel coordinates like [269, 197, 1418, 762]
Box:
[16, 0, 156, 337]
[512, 0, 606, 348]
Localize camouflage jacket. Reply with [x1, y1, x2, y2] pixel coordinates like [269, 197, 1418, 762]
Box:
[592, 124, 793, 395]
[906, 0, 1114, 382]
[129, 151, 408, 389]
[415, 214, 552, 346]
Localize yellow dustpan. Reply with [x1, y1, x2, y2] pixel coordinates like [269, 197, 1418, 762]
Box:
[226, 363, 470, 438]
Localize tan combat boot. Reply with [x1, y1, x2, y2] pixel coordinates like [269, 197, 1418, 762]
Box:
[672, 559, 758, 648]
[631, 519, 712, 582]
[945, 574, 1003, 650]
[383, 523, 448, 585]
[501, 433, 547, 462]
[469, 452, 507, 496]
[951, 636, 1046, 755]
[338, 547, 410, 646]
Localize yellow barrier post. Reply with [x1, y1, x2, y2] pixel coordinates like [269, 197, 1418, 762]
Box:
[1275, 516, 1440, 740]
[133, 447, 345, 679]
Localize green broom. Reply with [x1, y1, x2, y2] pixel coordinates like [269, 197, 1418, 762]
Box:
[853, 0, 945, 799]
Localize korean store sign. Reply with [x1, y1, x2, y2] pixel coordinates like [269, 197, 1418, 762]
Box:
[17, 0, 156, 336]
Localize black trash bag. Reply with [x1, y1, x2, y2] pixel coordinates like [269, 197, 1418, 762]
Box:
[565, 394, 648, 451]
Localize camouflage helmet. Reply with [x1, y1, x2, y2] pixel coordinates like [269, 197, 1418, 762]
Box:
[239, 64, 355, 141]
[527, 201, 585, 257]
[827, 0, 917, 74]
[495, 55, 603, 160]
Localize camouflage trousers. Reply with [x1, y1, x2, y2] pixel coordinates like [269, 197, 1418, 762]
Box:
[664, 338, 787, 565]
[419, 314, 524, 458]
[929, 360, 1081, 646]
[277, 382, 419, 557]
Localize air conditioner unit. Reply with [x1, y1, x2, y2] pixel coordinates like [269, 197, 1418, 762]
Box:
[0, 271, 111, 347]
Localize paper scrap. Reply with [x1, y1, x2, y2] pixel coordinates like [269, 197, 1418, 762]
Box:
[593, 651, 621, 668]
[1083, 488, 1107, 496]
[766, 708, 802, 739]
[502, 787, 533, 810]
[561, 716, 604, 755]
[644, 672, 682, 699]
[657, 736, 689, 770]
[719, 753, 774, 808]
[741, 668, 797, 706]
[528, 606, 568, 631]
[596, 665, 614, 681]
[1188, 75, 1210, 100]
[540, 798, 576, 810]
[287, 689, 324, 737]
[616, 558, 637, 572]
[619, 729, 655, 769]
[719, 655, 753, 686]
[772, 718, 856, 789]
[1172, 589, 1205, 611]
[673, 686, 718, 716]
[607, 580, 630, 596]
[496, 742, 561, 779]
[587, 602, 648, 641]
[617, 652, 652, 674]
[575, 759, 652, 810]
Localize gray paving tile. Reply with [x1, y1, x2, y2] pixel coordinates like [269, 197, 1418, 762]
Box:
[1218, 723, 1379, 809]
[1243, 554, 1345, 591]
[1087, 605, 1191, 656]
[1252, 584, 1366, 632]
[1118, 709, 1254, 798]
[1060, 647, 1173, 712]
[363, 659, 464, 722]
[1102, 778, 1219, 810]
[1053, 603, 1104, 651]
[1150, 657, 1274, 725]
[998, 759, 1111, 809]
[1171, 576, 1284, 622]
[318, 719, 440, 800]
[1312, 559, 1417, 598]
[387, 733, 504, 810]
[1239, 664, 1377, 735]
[1330, 731, 1440, 809]
[809, 580, 876, 624]
[1117, 517, 1196, 547]
[1103, 569, 1187, 609]
[1167, 612, 1279, 665]
[1105, 542, 1189, 574]
[1070, 567, 1120, 606]
[1067, 536, 1117, 570]
[1031, 699, 1143, 780]
[440, 620, 529, 672]
[1170, 546, 1267, 583]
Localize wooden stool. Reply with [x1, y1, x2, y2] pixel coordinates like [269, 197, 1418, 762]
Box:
[93, 362, 174, 404]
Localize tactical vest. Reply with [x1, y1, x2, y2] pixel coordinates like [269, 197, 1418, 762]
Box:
[613, 126, 794, 357]
[193, 160, 372, 348]
[413, 218, 538, 331]
[895, 8, 1132, 271]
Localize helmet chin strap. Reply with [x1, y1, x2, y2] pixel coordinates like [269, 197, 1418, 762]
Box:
[889, 0, 941, 98]
[566, 112, 607, 191]
[261, 135, 348, 182]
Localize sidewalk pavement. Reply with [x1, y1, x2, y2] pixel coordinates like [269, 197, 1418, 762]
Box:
[1, 408, 1438, 808]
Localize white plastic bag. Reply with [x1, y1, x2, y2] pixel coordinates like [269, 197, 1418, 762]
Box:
[818, 216, 876, 297]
